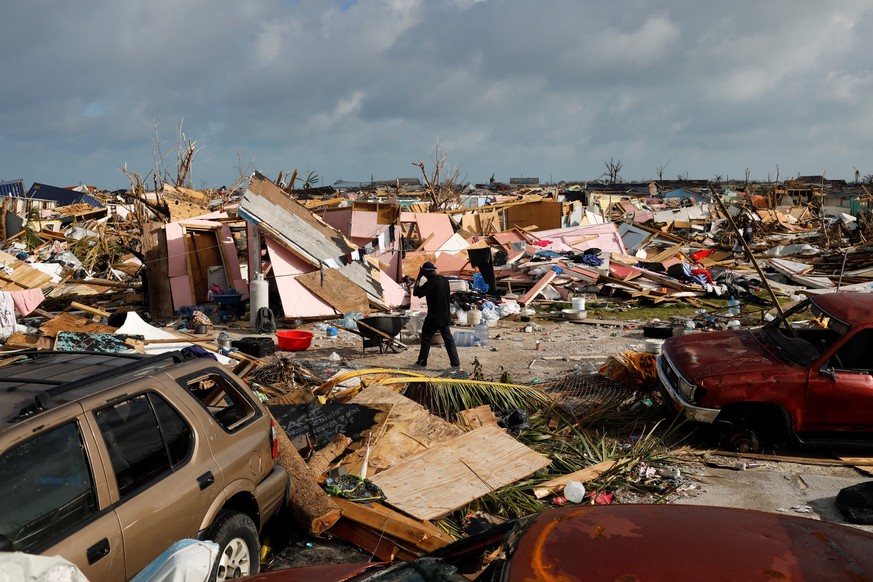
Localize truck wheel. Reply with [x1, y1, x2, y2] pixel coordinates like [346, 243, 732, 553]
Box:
[725, 428, 761, 454]
[208, 511, 260, 581]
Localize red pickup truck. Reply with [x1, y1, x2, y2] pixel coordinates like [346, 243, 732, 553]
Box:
[657, 293, 873, 452]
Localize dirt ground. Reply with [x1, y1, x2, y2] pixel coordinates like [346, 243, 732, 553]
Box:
[267, 315, 643, 384]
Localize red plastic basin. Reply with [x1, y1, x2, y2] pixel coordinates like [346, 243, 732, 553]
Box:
[276, 330, 314, 351]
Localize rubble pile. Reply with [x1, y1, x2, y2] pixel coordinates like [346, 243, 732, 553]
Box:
[3, 170, 873, 575]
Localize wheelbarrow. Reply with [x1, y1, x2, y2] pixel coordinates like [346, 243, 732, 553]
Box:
[354, 315, 409, 354]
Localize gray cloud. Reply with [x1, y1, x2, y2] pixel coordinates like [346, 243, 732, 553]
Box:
[1, 0, 872, 189]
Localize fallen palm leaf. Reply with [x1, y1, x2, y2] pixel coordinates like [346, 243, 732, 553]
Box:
[381, 377, 553, 420]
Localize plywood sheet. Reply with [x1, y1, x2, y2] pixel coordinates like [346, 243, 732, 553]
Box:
[40, 312, 116, 338]
[345, 383, 462, 476]
[370, 425, 550, 520]
[297, 268, 368, 315]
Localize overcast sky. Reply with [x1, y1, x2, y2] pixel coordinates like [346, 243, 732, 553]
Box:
[2, 0, 872, 190]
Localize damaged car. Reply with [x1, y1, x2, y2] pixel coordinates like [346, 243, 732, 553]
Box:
[242, 504, 873, 581]
[658, 292, 873, 452]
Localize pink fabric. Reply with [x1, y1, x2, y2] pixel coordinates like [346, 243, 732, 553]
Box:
[11, 288, 45, 316]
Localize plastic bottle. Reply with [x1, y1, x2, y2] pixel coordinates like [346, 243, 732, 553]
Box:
[473, 323, 489, 347]
[727, 297, 740, 317]
[563, 480, 586, 503]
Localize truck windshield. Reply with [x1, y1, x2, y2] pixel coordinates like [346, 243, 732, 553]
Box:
[762, 298, 849, 366]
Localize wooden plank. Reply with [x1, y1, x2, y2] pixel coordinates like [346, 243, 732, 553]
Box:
[370, 425, 550, 521]
[331, 497, 453, 552]
[329, 518, 415, 562]
[837, 456, 873, 477]
[0, 250, 53, 291]
[518, 269, 558, 306]
[345, 384, 462, 476]
[69, 301, 111, 319]
[532, 459, 631, 499]
[296, 268, 369, 315]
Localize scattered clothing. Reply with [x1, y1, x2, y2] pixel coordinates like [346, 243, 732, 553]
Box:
[0, 292, 16, 339]
[10, 288, 45, 316]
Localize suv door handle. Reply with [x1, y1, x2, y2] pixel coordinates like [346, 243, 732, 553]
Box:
[87, 538, 110, 564]
[197, 471, 215, 490]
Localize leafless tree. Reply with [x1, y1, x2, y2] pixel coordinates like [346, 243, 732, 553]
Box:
[413, 142, 464, 212]
[656, 157, 671, 181]
[603, 157, 623, 184]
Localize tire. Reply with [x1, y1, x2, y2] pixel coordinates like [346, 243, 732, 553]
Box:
[208, 511, 260, 581]
[725, 428, 762, 454]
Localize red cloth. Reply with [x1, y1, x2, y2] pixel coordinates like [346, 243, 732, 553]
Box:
[690, 249, 714, 262]
[690, 268, 713, 284]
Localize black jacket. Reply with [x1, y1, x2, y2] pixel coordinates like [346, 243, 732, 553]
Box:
[413, 273, 452, 326]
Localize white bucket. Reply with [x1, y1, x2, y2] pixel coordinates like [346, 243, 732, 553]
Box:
[468, 309, 482, 325]
[572, 297, 586, 311]
[645, 338, 665, 354]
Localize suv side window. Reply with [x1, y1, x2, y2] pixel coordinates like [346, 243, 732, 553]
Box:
[0, 422, 98, 553]
[186, 373, 257, 431]
[96, 393, 193, 497]
[832, 329, 873, 373]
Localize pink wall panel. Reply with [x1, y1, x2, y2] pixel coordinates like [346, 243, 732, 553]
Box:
[401, 212, 454, 251]
[165, 222, 187, 278]
[170, 275, 193, 311]
[321, 208, 353, 235]
[264, 238, 335, 318]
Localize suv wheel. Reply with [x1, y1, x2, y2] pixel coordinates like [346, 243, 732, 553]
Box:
[725, 428, 761, 454]
[209, 511, 260, 581]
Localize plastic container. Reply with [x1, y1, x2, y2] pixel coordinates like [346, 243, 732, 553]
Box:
[232, 337, 275, 358]
[564, 480, 586, 503]
[453, 331, 475, 347]
[275, 330, 314, 351]
[473, 323, 489, 346]
[468, 309, 483, 325]
[727, 297, 740, 317]
[343, 311, 364, 329]
[645, 338, 665, 354]
[571, 297, 586, 311]
[325, 326, 337, 338]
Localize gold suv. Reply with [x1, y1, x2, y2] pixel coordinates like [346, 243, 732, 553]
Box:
[0, 351, 288, 581]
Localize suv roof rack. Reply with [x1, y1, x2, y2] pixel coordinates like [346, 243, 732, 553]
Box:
[2, 350, 185, 422]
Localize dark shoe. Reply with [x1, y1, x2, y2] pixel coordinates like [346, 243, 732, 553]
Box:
[413, 361, 427, 369]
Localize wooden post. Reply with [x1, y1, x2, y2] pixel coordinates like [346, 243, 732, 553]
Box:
[142, 221, 173, 319]
[712, 194, 785, 318]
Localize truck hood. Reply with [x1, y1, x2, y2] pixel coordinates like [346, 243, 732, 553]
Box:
[663, 329, 783, 382]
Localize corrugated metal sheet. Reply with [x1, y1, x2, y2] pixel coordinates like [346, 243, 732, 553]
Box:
[25, 183, 104, 208]
[0, 179, 25, 198]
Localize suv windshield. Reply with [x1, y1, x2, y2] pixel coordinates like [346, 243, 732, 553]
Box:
[762, 298, 849, 366]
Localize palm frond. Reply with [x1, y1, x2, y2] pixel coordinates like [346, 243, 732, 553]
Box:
[383, 378, 552, 419]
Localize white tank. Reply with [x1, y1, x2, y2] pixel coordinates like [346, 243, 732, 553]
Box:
[249, 274, 269, 323]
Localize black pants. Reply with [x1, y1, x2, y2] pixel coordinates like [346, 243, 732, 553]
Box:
[416, 319, 460, 367]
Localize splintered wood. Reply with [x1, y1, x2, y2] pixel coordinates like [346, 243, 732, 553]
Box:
[370, 425, 550, 521]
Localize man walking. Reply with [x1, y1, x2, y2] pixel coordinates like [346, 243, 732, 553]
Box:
[412, 262, 460, 369]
